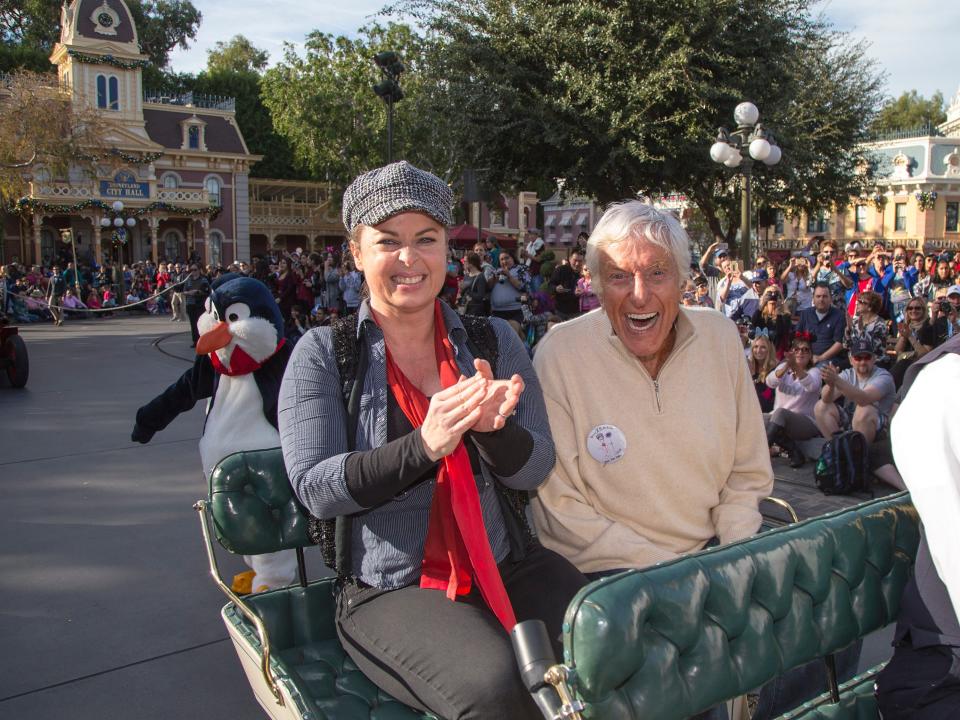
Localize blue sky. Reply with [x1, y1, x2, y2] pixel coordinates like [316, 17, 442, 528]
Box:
[168, 0, 960, 106]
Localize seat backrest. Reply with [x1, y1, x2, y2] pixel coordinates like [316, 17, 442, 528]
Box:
[209, 448, 312, 555]
[562, 494, 920, 720]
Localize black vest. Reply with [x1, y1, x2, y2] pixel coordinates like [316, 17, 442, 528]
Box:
[895, 335, 960, 648]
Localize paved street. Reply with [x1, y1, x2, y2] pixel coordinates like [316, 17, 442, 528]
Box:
[0, 316, 266, 720]
[0, 316, 898, 719]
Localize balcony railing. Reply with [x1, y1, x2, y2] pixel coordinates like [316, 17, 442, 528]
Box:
[157, 188, 210, 204]
[142, 90, 236, 112]
[30, 181, 96, 199]
[868, 124, 943, 142]
[250, 200, 340, 230]
[27, 182, 213, 207]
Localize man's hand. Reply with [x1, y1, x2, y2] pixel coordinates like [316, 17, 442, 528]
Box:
[131, 423, 154, 444]
[820, 364, 839, 386]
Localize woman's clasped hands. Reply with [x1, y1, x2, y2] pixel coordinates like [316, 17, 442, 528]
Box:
[419, 359, 526, 462]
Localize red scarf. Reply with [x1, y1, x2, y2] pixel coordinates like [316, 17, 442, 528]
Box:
[209, 339, 285, 377]
[384, 300, 516, 632]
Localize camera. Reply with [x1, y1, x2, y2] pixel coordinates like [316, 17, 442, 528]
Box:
[939, 301, 952, 314]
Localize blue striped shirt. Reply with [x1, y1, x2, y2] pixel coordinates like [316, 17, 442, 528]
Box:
[278, 301, 555, 589]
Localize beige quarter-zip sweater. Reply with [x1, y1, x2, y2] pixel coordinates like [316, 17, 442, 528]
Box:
[531, 306, 773, 573]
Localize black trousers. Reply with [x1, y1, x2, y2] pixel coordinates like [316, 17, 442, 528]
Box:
[876, 642, 960, 719]
[336, 544, 588, 720]
[186, 302, 204, 345]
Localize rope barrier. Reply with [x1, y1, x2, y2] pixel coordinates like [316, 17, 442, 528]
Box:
[6, 277, 191, 314]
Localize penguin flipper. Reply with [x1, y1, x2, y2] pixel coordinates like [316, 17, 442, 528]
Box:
[134, 354, 216, 437]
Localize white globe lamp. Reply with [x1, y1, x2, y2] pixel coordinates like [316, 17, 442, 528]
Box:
[111, 200, 124, 213]
[113, 217, 124, 227]
[126, 217, 137, 227]
[724, 150, 743, 168]
[749, 138, 771, 161]
[100, 217, 111, 227]
[710, 142, 732, 163]
[763, 145, 782, 166]
[734, 102, 759, 126]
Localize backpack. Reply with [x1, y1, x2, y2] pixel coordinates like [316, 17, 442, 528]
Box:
[814, 430, 872, 495]
[307, 312, 534, 577]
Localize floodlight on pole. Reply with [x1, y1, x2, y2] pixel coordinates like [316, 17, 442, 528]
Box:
[372, 50, 405, 162]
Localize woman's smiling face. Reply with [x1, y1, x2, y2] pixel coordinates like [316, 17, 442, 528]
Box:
[352, 212, 447, 316]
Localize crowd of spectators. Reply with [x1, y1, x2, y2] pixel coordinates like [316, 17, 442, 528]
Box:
[694, 236, 960, 476]
[5, 232, 956, 481]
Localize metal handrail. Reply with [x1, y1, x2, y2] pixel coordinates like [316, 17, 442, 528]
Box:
[762, 496, 801, 525]
[193, 500, 284, 705]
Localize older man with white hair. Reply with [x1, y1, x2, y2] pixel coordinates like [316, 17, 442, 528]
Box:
[531, 201, 773, 574]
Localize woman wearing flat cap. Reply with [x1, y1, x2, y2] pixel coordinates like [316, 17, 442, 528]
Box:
[278, 161, 586, 719]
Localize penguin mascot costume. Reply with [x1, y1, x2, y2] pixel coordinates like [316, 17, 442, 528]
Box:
[132, 274, 297, 592]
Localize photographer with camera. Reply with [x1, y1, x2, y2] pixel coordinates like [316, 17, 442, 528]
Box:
[490, 250, 528, 326]
[751, 285, 792, 357]
[780, 252, 813, 313]
[812, 239, 852, 308]
[932, 286, 960, 346]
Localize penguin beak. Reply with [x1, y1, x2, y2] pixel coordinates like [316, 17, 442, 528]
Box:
[196, 321, 232, 355]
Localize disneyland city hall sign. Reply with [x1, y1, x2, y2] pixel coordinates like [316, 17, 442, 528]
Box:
[99, 170, 149, 200]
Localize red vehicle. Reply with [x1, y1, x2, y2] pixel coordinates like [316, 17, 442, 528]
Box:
[1, 322, 28, 388]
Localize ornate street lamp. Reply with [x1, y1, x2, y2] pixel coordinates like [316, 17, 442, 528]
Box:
[373, 51, 405, 163]
[98, 200, 138, 302]
[709, 101, 782, 266]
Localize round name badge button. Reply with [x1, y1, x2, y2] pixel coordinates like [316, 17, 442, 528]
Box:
[586, 424, 627, 465]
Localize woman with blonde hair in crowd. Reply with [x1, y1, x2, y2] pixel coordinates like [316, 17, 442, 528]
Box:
[751, 285, 792, 358]
[890, 297, 935, 388]
[780, 253, 813, 313]
[764, 332, 822, 468]
[749, 333, 778, 412]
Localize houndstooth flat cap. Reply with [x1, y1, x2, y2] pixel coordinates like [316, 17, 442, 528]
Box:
[342, 161, 453, 231]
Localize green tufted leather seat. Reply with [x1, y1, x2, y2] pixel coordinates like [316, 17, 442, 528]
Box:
[560, 494, 920, 720]
[778, 670, 880, 720]
[206, 449, 436, 720]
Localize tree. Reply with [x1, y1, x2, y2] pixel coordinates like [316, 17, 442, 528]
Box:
[871, 90, 947, 135]
[0, 0, 59, 50]
[398, 0, 884, 249]
[127, 0, 202, 68]
[207, 34, 269, 75]
[0, 69, 111, 258]
[261, 22, 463, 187]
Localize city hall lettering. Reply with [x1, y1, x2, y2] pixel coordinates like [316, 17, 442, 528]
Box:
[100, 170, 149, 199]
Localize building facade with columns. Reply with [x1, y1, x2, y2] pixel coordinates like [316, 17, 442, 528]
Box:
[760, 86, 960, 256]
[2, 0, 260, 268]
[248, 179, 345, 258]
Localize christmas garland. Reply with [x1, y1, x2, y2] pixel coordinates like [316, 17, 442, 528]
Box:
[14, 197, 222, 221]
[79, 148, 165, 165]
[67, 50, 150, 70]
